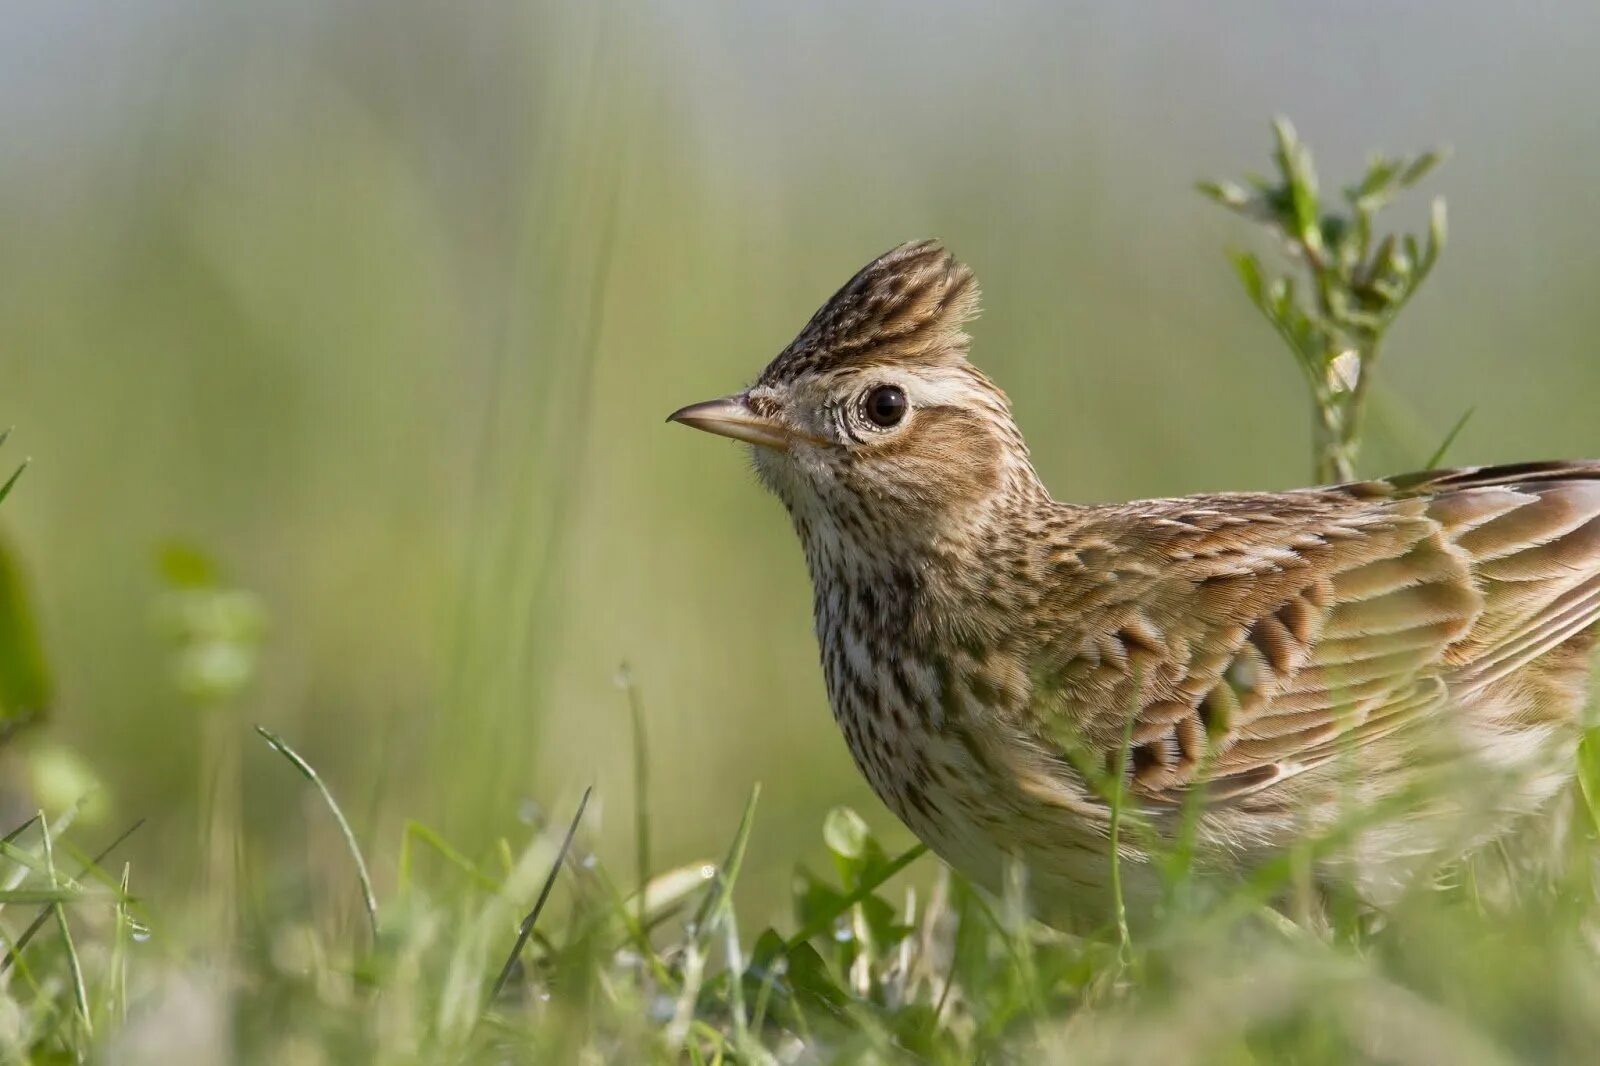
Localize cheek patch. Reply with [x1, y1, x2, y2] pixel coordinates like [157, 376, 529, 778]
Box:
[860, 408, 1004, 508]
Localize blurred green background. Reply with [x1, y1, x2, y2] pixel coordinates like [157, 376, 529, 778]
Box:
[2, 2, 1598, 927]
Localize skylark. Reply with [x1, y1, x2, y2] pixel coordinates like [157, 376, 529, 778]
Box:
[670, 240, 1599, 925]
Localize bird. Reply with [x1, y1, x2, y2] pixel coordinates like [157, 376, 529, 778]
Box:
[668, 239, 1600, 927]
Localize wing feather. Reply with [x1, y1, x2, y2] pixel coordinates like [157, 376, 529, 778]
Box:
[1026, 461, 1600, 808]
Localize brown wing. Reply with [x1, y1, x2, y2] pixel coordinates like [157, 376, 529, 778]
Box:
[1029, 460, 1600, 805]
[1368, 462, 1600, 696]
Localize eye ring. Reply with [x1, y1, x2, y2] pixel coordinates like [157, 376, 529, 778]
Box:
[862, 384, 908, 429]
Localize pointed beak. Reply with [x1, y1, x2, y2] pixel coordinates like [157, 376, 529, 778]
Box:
[666, 394, 801, 452]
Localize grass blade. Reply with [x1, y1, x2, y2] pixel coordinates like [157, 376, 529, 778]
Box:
[39, 814, 91, 1036]
[2, 818, 144, 975]
[670, 784, 762, 1053]
[1424, 406, 1475, 469]
[254, 725, 379, 943]
[0, 429, 26, 509]
[1107, 717, 1135, 964]
[490, 784, 592, 1000]
[689, 783, 761, 943]
[0, 460, 25, 509]
[0, 815, 38, 847]
[107, 864, 132, 1027]
[399, 819, 500, 894]
[616, 664, 651, 920]
[0, 889, 102, 904]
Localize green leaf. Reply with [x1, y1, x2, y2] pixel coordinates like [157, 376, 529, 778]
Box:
[1349, 209, 1373, 265]
[1349, 155, 1400, 208]
[1271, 116, 1321, 249]
[1428, 197, 1449, 258]
[822, 807, 869, 862]
[0, 532, 50, 736]
[1370, 233, 1399, 279]
[785, 843, 928, 956]
[1243, 170, 1274, 193]
[1229, 251, 1267, 309]
[1196, 179, 1250, 210]
[888, 1004, 942, 1058]
[792, 864, 847, 941]
[1400, 149, 1447, 188]
[748, 927, 786, 972]
[855, 892, 911, 956]
[1403, 234, 1423, 275]
[742, 928, 796, 1029]
[822, 806, 889, 889]
[784, 941, 851, 1021]
[1268, 275, 1294, 318]
[1320, 214, 1351, 264]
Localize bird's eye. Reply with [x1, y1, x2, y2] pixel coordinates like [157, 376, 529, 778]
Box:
[863, 385, 907, 428]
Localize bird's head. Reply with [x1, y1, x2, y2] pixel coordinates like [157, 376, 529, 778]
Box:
[669, 240, 1040, 546]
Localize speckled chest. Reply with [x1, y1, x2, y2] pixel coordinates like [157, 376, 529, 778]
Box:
[810, 567, 1017, 872]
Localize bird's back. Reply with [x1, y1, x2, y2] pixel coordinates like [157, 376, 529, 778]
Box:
[1032, 461, 1600, 789]
[877, 461, 1600, 917]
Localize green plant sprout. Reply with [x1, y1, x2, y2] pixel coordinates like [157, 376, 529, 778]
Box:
[1200, 118, 1448, 482]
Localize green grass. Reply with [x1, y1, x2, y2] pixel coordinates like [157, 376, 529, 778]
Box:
[2, 721, 1599, 1063]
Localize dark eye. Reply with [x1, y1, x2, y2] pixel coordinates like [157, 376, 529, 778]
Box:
[863, 385, 907, 428]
